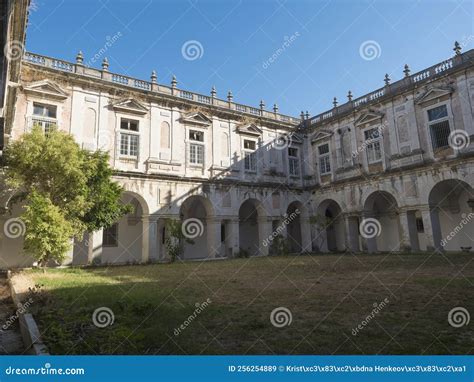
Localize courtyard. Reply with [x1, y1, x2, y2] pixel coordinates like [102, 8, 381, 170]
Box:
[23, 253, 473, 355]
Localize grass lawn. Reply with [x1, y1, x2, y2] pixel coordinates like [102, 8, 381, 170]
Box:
[25, 253, 473, 355]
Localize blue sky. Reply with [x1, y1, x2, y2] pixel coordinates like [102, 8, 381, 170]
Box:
[26, 0, 473, 117]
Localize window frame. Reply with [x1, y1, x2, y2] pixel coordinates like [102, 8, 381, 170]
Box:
[288, 147, 300, 176]
[243, 139, 257, 173]
[119, 117, 140, 159]
[363, 127, 383, 164]
[427, 104, 451, 151]
[318, 143, 331, 175]
[102, 223, 119, 247]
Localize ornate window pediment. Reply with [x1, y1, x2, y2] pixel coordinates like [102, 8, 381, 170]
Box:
[23, 80, 68, 100]
[355, 110, 384, 126]
[288, 132, 304, 144]
[415, 86, 453, 105]
[179, 111, 212, 126]
[311, 129, 333, 143]
[236, 123, 262, 136]
[111, 98, 148, 115]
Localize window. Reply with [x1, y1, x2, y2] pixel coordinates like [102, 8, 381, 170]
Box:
[288, 147, 300, 176]
[103, 223, 118, 247]
[189, 130, 204, 142]
[120, 118, 139, 131]
[33, 103, 57, 118]
[120, 133, 139, 157]
[243, 139, 257, 172]
[189, 130, 204, 165]
[119, 118, 140, 157]
[189, 143, 204, 164]
[32, 103, 57, 134]
[428, 105, 450, 150]
[318, 144, 331, 175]
[416, 218, 424, 233]
[364, 127, 382, 164]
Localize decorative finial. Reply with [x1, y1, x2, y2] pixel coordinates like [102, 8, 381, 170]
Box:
[259, 100, 265, 110]
[76, 50, 83, 65]
[211, 86, 216, 98]
[333, 97, 338, 107]
[273, 103, 278, 113]
[347, 90, 353, 101]
[102, 57, 109, 71]
[454, 41, 462, 55]
[150, 70, 157, 83]
[300, 111, 305, 121]
[227, 90, 233, 102]
[171, 75, 177, 88]
[384, 73, 390, 86]
[403, 64, 410, 77]
[305, 111, 309, 120]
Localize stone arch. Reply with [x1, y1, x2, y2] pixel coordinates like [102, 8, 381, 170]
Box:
[316, 199, 346, 252]
[239, 198, 266, 256]
[428, 179, 474, 251]
[362, 190, 400, 252]
[179, 195, 215, 260]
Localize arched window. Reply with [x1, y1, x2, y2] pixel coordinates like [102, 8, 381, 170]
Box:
[160, 121, 170, 149]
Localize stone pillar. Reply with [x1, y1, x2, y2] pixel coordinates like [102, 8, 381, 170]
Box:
[88, 229, 103, 264]
[420, 206, 442, 252]
[206, 217, 221, 258]
[406, 210, 420, 251]
[227, 218, 240, 258]
[148, 217, 158, 262]
[300, 217, 312, 253]
[344, 214, 360, 253]
[141, 216, 150, 263]
[258, 217, 272, 256]
[398, 209, 412, 252]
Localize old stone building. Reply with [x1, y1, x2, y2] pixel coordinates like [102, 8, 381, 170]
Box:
[1, 43, 473, 268]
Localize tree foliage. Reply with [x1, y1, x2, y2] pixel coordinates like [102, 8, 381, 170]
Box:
[3, 126, 129, 265]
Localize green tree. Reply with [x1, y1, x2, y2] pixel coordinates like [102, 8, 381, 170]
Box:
[3, 126, 129, 266]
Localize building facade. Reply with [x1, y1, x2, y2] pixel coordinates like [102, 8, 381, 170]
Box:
[0, 43, 473, 268]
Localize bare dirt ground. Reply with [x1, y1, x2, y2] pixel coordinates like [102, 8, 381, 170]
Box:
[0, 277, 24, 354]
